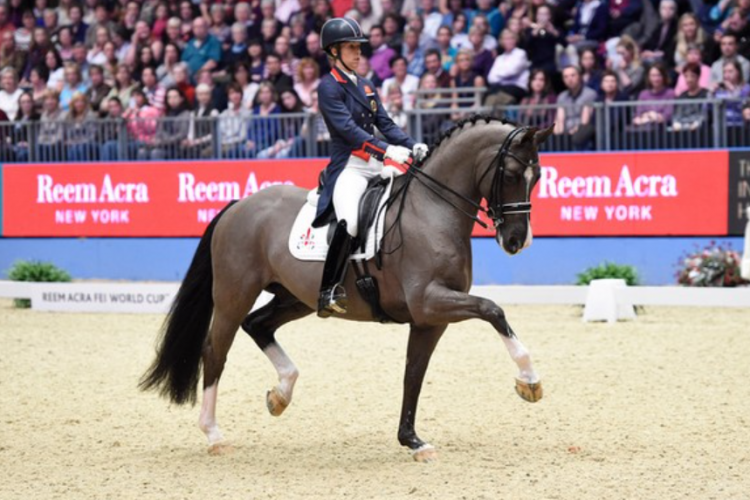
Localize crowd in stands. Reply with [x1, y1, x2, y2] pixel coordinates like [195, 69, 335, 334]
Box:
[0, 0, 748, 161]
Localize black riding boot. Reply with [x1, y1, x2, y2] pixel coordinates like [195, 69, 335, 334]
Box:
[317, 220, 354, 318]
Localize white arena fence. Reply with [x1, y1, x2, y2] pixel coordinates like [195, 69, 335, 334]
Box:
[1, 281, 748, 321]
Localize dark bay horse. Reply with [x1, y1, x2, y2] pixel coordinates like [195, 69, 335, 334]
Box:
[140, 117, 554, 462]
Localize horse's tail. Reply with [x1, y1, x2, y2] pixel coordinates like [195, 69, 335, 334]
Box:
[139, 200, 238, 405]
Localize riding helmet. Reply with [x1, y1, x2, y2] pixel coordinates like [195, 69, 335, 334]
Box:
[320, 17, 369, 54]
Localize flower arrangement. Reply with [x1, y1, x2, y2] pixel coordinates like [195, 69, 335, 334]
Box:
[676, 242, 749, 287]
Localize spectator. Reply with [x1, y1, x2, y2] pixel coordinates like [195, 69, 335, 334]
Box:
[640, 0, 678, 68]
[710, 32, 750, 87]
[110, 26, 131, 64]
[672, 62, 709, 131]
[289, 13, 309, 59]
[59, 62, 88, 111]
[233, 2, 256, 37]
[580, 48, 603, 92]
[277, 0, 302, 26]
[417, 72, 450, 144]
[22, 27, 53, 82]
[450, 48, 485, 109]
[172, 62, 195, 106]
[123, 89, 160, 156]
[178, 1, 196, 35]
[448, 11, 469, 49]
[86, 2, 116, 48]
[67, 4, 88, 45]
[472, 0, 505, 39]
[597, 69, 631, 132]
[419, 0, 444, 40]
[222, 22, 250, 71]
[674, 12, 715, 71]
[674, 45, 711, 95]
[607, 0, 643, 38]
[45, 49, 65, 90]
[502, 0, 530, 23]
[127, 20, 164, 69]
[274, 35, 296, 76]
[465, 26, 494, 79]
[207, 4, 232, 52]
[195, 69, 228, 112]
[563, 0, 609, 66]
[346, 0, 381, 34]
[42, 9, 59, 44]
[554, 65, 598, 150]
[519, 69, 557, 128]
[290, 0, 316, 35]
[141, 66, 166, 113]
[713, 59, 750, 126]
[37, 89, 65, 161]
[265, 52, 294, 94]
[486, 29, 530, 104]
[14, 9, 35, 51]
[65, 92, 97, 161]
[424, 48, 451, 88]
[56, 26, 74, 61]
[522, 3, 563, 76]
[406, 12, 437, 52]
[56, 0, 74, 26]
[725, 9, 750, 60]
[100, 96, 127, 161]
[313, 0, 334, 33]
[182, 17, 221, 77]
[142, 86, 191, 160]
[0, 3, 15, 40]
[87, 27, 111, 66]
[85, 64, 111, 117]
[133, 45, 157, 83]
[383, 12, 405, 50]
[231, 63, 260, 110]
[150, 2, 170, 41]
[435, 25, 457, 72]
[1, 30, 25, 78]
[402, 27, 426, 77]
[246, 81, 282, 158]
[610, 35, 645, 97]
[442, 0, 471, 33]
[383, 83, 408, 132]
[369, 25, 397, 83]
[184, 83, 219, 158]
[260, 18, 281, 55]
[28, 65, 48, 112]
[157, 42, 181, 87]
[294, 57, 320, 107]
[12, 90, 39, 162]
[276, 88, 306, 157]
[304, 31, 330, 74]
[632, 63, 675, 128]
[381, 55, 420, 110]
[107, 64, 138, 109]
[219, 82, 252, 158]
[162, 17, 186, 51]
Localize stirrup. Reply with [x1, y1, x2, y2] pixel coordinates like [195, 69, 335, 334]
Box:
[317, 285, 348, 318]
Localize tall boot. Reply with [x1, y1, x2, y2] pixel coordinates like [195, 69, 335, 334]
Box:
[317, 220, 354, 318]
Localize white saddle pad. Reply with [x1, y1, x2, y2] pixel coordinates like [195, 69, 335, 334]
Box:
[289, 175, 394, 262]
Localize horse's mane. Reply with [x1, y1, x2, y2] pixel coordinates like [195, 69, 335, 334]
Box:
[416, 114, 520, 167]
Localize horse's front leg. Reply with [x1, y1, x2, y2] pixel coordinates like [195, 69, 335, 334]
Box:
[398, 325, 446, 463]
[415, 285, 543, 403]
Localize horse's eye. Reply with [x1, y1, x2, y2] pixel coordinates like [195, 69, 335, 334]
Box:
[503, 170, 520, 184]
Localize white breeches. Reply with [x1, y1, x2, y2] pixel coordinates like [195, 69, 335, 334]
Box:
[333, 155, 383, 237]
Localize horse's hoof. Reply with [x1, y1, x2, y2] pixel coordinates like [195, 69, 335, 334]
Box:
[515, 378, 543, 403]
[207, 442, 234, 456]
[266, 387, 289, 417]
[412, 444, 438, 463]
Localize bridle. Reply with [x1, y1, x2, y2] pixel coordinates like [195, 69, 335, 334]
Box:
[406, 126, 538, 230]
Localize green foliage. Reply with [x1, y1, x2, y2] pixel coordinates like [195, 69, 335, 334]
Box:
[7, 260, 72, 308]
[576, 262, 640, 286]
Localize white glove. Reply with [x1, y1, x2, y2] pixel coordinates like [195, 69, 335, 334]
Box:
[412, 143, 429, 162]
[384, 144, 412, 165]
[381, 165, 405, 178]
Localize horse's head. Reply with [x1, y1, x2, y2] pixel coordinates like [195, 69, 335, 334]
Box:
[480, 125, 553, 255]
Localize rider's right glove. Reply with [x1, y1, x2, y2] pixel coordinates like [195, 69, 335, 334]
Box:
[384, 145, 413, 165]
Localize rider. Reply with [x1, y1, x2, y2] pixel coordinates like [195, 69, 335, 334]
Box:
[314, 17, 429, 318]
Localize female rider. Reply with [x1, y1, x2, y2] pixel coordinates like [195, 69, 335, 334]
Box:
[314, 17, 428, 318]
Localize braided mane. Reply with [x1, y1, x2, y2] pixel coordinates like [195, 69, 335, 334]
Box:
[417, 114, 519, 166]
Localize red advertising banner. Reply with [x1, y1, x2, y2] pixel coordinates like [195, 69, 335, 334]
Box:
[1, 151, 730, 237]
[2, 160, 326, 237]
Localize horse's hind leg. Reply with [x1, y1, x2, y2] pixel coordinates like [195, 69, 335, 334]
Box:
[242, 287, 313, 416]
[199, 292, 260, 454]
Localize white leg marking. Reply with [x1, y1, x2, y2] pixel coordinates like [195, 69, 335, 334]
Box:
[501, 335, 539, 384]
[199, 384, 225, 446]
[264, 343, 299, 405]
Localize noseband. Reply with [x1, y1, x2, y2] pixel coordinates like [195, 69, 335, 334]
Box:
[405, 126, 537, 230]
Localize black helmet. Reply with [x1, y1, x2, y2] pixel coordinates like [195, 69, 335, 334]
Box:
[320, 17, 369, 54]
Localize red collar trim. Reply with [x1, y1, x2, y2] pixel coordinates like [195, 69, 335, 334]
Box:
[330, 67, 346, 84]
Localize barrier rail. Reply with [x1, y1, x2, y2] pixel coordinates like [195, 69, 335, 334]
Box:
[0, 98, 747, 163]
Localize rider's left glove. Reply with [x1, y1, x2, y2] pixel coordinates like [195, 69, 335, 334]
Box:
[412, 143, 429, 162]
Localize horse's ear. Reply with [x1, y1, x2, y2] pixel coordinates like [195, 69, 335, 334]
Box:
[520, 127, 538, 145]
[534, 125, 554, 147]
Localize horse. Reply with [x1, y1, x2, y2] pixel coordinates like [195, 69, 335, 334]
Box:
[140, 116, 554, 462]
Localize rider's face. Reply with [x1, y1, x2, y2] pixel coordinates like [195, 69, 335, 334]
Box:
[335, 42, 361, 71]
